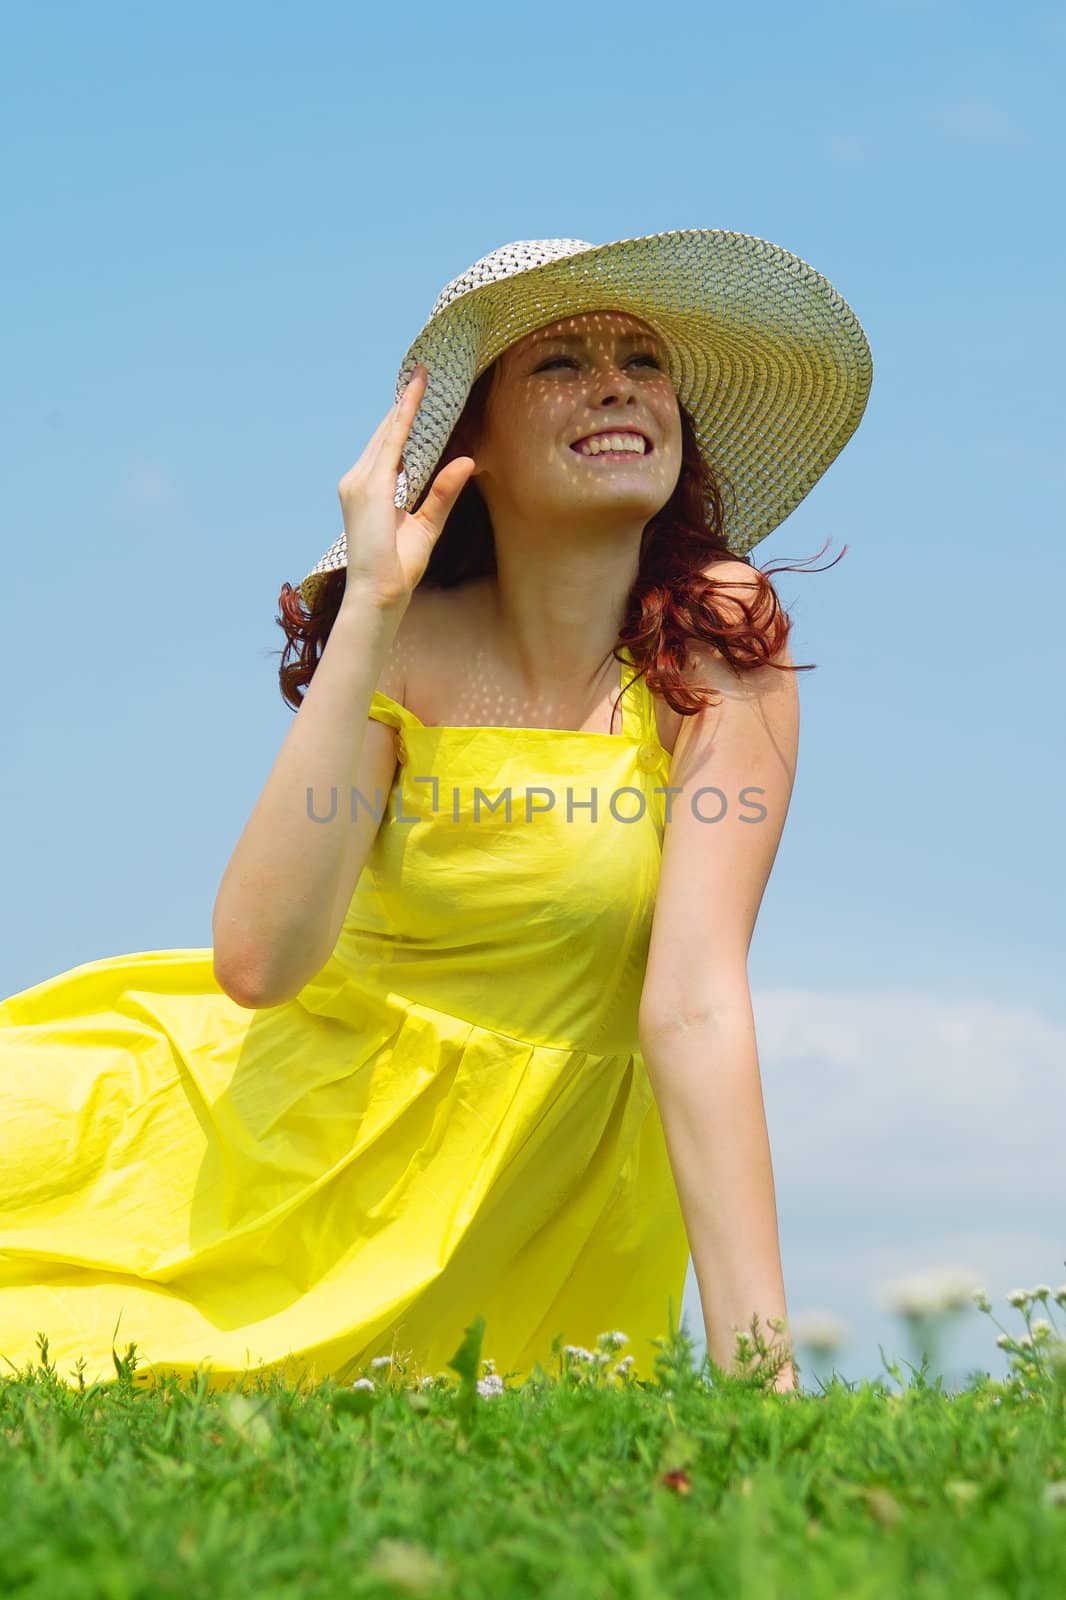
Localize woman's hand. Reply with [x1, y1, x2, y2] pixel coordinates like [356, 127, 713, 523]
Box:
[336, 364, 476, 613]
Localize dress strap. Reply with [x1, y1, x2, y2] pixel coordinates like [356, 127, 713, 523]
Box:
[616, 645, 649, 743]
[368, 690, 424, 735]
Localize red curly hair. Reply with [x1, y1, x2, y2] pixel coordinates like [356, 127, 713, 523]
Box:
[274, 360, 845, 719]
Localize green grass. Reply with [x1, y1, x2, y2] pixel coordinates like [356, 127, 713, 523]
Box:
[2, 1306, 1064, 1599]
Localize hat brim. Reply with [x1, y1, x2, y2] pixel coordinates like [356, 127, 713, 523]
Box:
[298, 228, 872, 609]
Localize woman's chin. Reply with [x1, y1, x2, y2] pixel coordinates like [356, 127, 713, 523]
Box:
[540, 474, 667, 516]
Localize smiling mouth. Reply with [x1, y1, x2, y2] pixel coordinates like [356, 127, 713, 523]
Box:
[569, 434, 653, 460]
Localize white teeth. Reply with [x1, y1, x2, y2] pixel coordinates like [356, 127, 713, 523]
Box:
[576, 432, 646, 456]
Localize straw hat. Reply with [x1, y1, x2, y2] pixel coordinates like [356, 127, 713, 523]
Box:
[297, 229, 873, 610]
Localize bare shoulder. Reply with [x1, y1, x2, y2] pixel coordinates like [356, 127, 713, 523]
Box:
[700, 557, 779, 624]
[700, 556, 763, 605]
[373, 581, 477, 709]
[656, 559, 797, 773]
[367, 586, 434, 706]
[683, 558, 794, 677]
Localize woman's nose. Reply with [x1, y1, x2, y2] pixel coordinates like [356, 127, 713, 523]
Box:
[591, 366, 636, 404]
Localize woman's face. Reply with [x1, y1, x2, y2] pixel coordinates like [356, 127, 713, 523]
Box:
[470, 309, 682, 534]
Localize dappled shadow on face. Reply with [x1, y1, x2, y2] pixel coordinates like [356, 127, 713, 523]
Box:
[470, 309, 683, 543]
[394, 310, 683, 733]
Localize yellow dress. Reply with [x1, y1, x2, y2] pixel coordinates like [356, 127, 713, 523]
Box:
[0, 645, 690, 1391]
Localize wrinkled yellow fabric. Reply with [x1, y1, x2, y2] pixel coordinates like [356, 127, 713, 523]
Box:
[0, 645, 690, 1391]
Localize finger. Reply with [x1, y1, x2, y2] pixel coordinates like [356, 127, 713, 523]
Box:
[343, 368, 426, 485]
[409, 456, 476, 541]
[371, 365, 428, 481]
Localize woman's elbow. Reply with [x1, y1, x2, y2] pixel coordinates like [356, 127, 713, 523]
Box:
[212, 951, 292, 1010]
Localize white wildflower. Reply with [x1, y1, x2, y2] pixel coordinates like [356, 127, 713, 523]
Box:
[370, 1356, 392, 1370]
[612, 1355, 635, 1377]
[596, 1330, 630, 1350]
[1031, 1285, 1052, 1301]
[351, 1377, 376, 1391]
[419, 1375, 435, 1389]
[563, 1344, 596, 1363]
[477, 1374, 505, 1397]
[480, 1358, 496, 1375]
[1007, 1288, 1030, 1308]
[789, 1311, 848, 1352]
[878, 1265, 986, 1317]
[1031, 1319, 1052, 1339]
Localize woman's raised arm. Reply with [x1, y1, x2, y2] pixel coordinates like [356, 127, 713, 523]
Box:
[211, 366, 476, 1008]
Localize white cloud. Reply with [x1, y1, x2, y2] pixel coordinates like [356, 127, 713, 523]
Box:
[755, 986, 1064, 1189]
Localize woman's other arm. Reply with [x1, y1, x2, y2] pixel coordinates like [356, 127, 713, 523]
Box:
[637, 563, 801, 1391]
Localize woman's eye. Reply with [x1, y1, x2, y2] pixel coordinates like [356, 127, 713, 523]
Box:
[536, 353, 663, 372]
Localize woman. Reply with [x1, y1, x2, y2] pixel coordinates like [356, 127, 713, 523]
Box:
[0, 232, 873, 1394]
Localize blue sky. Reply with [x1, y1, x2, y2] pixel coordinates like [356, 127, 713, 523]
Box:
[3, 0, 1064, 1389]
